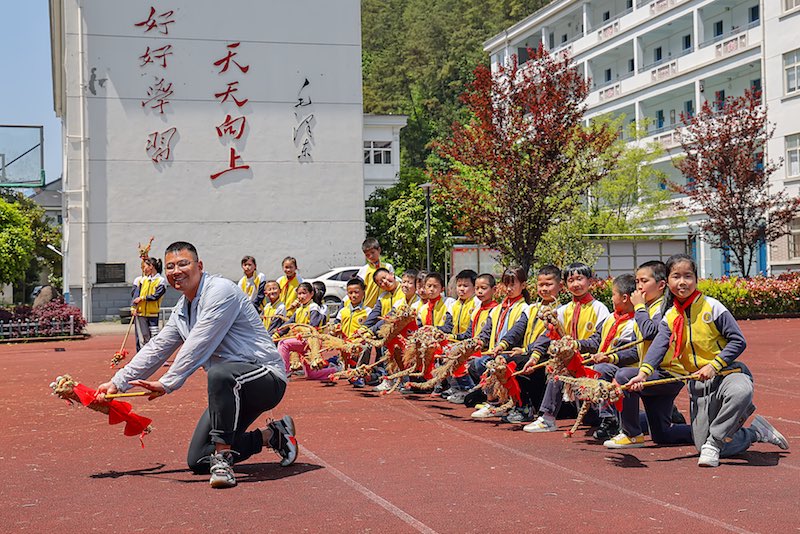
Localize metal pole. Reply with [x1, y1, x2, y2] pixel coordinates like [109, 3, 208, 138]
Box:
[425, 186, 431, 272]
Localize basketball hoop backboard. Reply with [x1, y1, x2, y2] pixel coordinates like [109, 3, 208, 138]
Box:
[0, 125, 45, 188]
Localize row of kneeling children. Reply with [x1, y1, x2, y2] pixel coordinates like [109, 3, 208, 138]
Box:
[240, 243, 790, 467]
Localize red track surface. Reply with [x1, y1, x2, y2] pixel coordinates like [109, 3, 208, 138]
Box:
[2, 319, 798, 533]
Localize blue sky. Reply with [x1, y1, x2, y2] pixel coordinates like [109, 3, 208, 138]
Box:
[1, 2, 61, 186]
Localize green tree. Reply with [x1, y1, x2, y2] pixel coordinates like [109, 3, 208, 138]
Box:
[386, 184, 453, 272]
[587, 120, 673, 235]
[0, 196, 36, 288]
[362, 0, 549, 168]
[537, 210, 604, 270]
[1, 190, 62, 300]
[431, 48, 620, 275]
[366, 168, 454, 272]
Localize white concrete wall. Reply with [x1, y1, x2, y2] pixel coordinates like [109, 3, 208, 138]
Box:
[363, 115, 405, 197]
[60, 0, 366, 318]
[764, 1, 800, 270]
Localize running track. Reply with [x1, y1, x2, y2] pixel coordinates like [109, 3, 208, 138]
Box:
[1, 319, 798, 532]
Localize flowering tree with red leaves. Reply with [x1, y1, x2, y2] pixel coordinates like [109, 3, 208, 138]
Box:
[430, 46, 620, 275]
[672, 90, 800, 277]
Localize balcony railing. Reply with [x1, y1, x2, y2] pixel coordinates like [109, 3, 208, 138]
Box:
[639, 46, 693, 73]
[699, 20, 760, 49]
[593, 69, 635, 91]
[588, 7, 633, 32]
[638, 0, 689, 15]
[551, 31, 583, 53]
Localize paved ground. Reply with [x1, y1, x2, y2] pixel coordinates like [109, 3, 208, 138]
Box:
[1, 319, 798, 533]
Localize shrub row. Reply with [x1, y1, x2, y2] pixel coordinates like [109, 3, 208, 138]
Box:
[493, 273, 800, 319]
[588, 274, 800, 318]
[0, 298, 87, 337]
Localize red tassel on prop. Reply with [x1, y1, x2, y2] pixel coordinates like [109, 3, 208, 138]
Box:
[454, 350, 482, 377]
[546, 324, 561, 341]
[566, 351, 599, 379]
[385, 321, 418, 354]
[504, 362, 522, 405]
[72, 383, 153, 442]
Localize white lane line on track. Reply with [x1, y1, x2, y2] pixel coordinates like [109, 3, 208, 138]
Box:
[776, 417, 800, 425]
[390, 402, 756, 534]
[755, 384, 800, 399]
[299, 445, 440, 534]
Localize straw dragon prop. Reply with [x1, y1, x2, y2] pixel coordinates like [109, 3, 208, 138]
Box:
[50, 374, 153, 446]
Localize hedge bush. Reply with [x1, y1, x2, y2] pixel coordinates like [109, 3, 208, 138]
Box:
[0, 298, 87, 337]
[492, 273, 800, 319]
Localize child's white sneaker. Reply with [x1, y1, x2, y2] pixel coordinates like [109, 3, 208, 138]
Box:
[523, 416, 557, 433]
[471, 404, 507, 418]
[698, 443, 720, 467]
[373, 379, 394, 392]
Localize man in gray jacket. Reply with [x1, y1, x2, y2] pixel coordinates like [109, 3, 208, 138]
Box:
[98, 241, 296, 489]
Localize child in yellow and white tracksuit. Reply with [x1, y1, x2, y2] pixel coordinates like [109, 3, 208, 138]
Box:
[357, 237, 394, 308]
[277, 256, 302, 307]
[605, 260, 693, 449]
[625, 254, 788, 466]
[523, 263, 610, 432]
[262, 280, 286, 336]
[238, 255, 266, 312]
[131, 257, 167, 351]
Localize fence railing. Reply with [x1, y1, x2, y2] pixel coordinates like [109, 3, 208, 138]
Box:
[0, 316, 77, 339]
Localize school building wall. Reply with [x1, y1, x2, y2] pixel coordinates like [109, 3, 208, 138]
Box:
[52, 0, 366, 320]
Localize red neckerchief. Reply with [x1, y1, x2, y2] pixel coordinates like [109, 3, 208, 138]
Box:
[496, 294, 524, 333]
[425, 296, 441, 326]
[669, 290, 701, 360]
[281, 274, 295, 299]
[471, 301, 498, 334]
[599, 311, 635, 353]
[571, 293, 594, 338]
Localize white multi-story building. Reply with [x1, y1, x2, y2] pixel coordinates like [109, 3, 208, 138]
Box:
[485, 0, 800, 276]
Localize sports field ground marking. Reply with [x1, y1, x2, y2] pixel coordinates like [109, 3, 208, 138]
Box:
[754, 384, 800, 399]
[776, 417, 800, 425]
[389, 401, 757, 534]
[299, 445, 440, 534]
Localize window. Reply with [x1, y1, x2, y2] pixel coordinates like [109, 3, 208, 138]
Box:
[517, 47, 529, 64]
[714, 90, 726, 111]
[549, 32, 555, 49]
[714, 21, 723, 37]
[787, 134, 800, 178]
[683, 34, 692, 50]
[628, 58, 635, 72]
[96, 263, 126, 284]
[684, 100, 694, 118]
[749, 5, 759, 22]
[561, 33, 568, 43]
[626, 0, 633, 8]
[787, 0, 800, 12]
[655, 110, 665, 129]
[363, 141, 392, 165]
[604, 68, 612, 82]
[785, 49, 800, 95]
[791, 218, 800, 259]
[603, 11, 610, 22]
[654, 46, 662, 62]
[751, 78, 762, 96]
